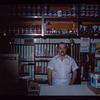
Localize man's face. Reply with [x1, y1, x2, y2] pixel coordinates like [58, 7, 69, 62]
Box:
[58, 44, 67, 56]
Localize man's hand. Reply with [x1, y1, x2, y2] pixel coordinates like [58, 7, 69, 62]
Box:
[68, 80, 74, 85]
[68, 70, 77, 85]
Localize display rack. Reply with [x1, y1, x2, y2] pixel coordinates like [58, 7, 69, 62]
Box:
[1, 4, 100, 84]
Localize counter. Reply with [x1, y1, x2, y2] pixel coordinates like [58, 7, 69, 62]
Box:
[39, 84, 100, 96]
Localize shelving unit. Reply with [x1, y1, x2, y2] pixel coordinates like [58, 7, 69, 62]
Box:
[1, 4, 100, 84]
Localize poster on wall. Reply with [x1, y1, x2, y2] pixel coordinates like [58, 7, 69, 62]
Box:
[80, 37, 90, 53]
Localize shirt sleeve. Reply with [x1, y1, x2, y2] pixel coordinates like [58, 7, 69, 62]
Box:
[71, 59, 78, 71]
[47, 59, 54, 70]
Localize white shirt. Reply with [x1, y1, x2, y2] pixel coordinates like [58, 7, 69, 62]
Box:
[48, 54, 78, 86]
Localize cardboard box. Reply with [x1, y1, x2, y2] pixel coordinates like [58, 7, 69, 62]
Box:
[96, 42, 100, 49]
[87, 82, 100, 94]
[90, 72, 100, 88]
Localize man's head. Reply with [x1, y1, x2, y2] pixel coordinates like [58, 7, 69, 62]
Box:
[58, 42, 67, 56]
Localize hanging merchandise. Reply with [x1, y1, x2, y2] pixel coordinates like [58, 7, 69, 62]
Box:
[91, 43, 96, 54]
[80, 37, 90, 53]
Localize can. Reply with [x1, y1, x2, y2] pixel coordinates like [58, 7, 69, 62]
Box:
[52, 10, 57, 17]
[37, 10, 41, 16]
[62, 10, 66, 17]
[36, 4, 41, 10]
[57, 10, 62, 17]
[31, 10, 36, 16]
[72, 4, 77, 11]
[80, 4, 85, 10]
[43, 4, 48, 10]
[85, 10, 90, 17]
[44, 10, 48, 16]
[90, 4, 94, 11]
[95, 11, 99, 17]
[85, 4, 90, 10]
[71, 10, 76, 17]
[48, 10, 52, 16]
[66, 10, 71, 17]
[80, 10, 85, 17]
[31, 4, 36, 10]
[95, 4, 99, 10]
[27, 10, 31, 16]
[90, 10, 95, 17]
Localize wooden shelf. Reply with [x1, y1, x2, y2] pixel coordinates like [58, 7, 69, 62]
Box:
[34, 80, 48, 84]
[35, 73, 47, 75]
[35, 56, 53, 58]
[35, 60, 49, 62]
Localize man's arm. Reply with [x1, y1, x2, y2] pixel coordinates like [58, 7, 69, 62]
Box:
[68, 69, 77, 85]
[48, 69, 53, 85]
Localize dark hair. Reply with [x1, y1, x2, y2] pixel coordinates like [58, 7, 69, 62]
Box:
[58, 42, 67, 48]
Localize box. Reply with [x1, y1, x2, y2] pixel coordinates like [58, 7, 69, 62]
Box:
[90, 72, 100, 88]
[87, 82, 100, 94]
[96, 42, 100, 49]
[95, 49, 100, 58]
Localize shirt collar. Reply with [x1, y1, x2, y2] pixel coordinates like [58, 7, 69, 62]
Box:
[56, 53, 68, 59]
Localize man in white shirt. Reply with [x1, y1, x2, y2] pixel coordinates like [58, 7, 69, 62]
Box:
[48, 42, 78, 86]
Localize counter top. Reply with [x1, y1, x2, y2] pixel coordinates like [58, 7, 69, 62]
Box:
[39, 84, 100, 96]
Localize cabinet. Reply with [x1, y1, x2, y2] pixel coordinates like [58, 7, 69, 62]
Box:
[1, 4, 100, 84]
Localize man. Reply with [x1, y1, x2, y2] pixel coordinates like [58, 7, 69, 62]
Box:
[48, 42, 78, 86]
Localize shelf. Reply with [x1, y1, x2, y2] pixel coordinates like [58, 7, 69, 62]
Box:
[35, 56, 53, 58]
[11, 44, 34, 46]
[35, 60, 50, 62]
[20, 61, 35, 62]
[35, 73, 47, 75]
[79, 17, 100, 22]
[34, 80, 48, 84]
[44, 16, 78, 20]
[7, 33, 43, 38]
[43, 34, 79, 38]
[8, 16, 42, 19]
[15, 33, 42, 36]
[21, 63, 35, 65]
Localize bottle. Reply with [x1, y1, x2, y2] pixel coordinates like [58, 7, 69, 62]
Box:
[85, 25, 89, 35]
[34, 25, 37, 34]
[21, 25, 24, 33]
[26, 25, 28, 33]
[89, 25, 94, 35]
[38, 25, 41, 34]
[94, 25, 99, 34]
[23, 25, 26, 33]
[36, 25, 39, 34]
[30, 25, 33, 33]
[19, 25, 22, 33]
[80, 25, 85, 34]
